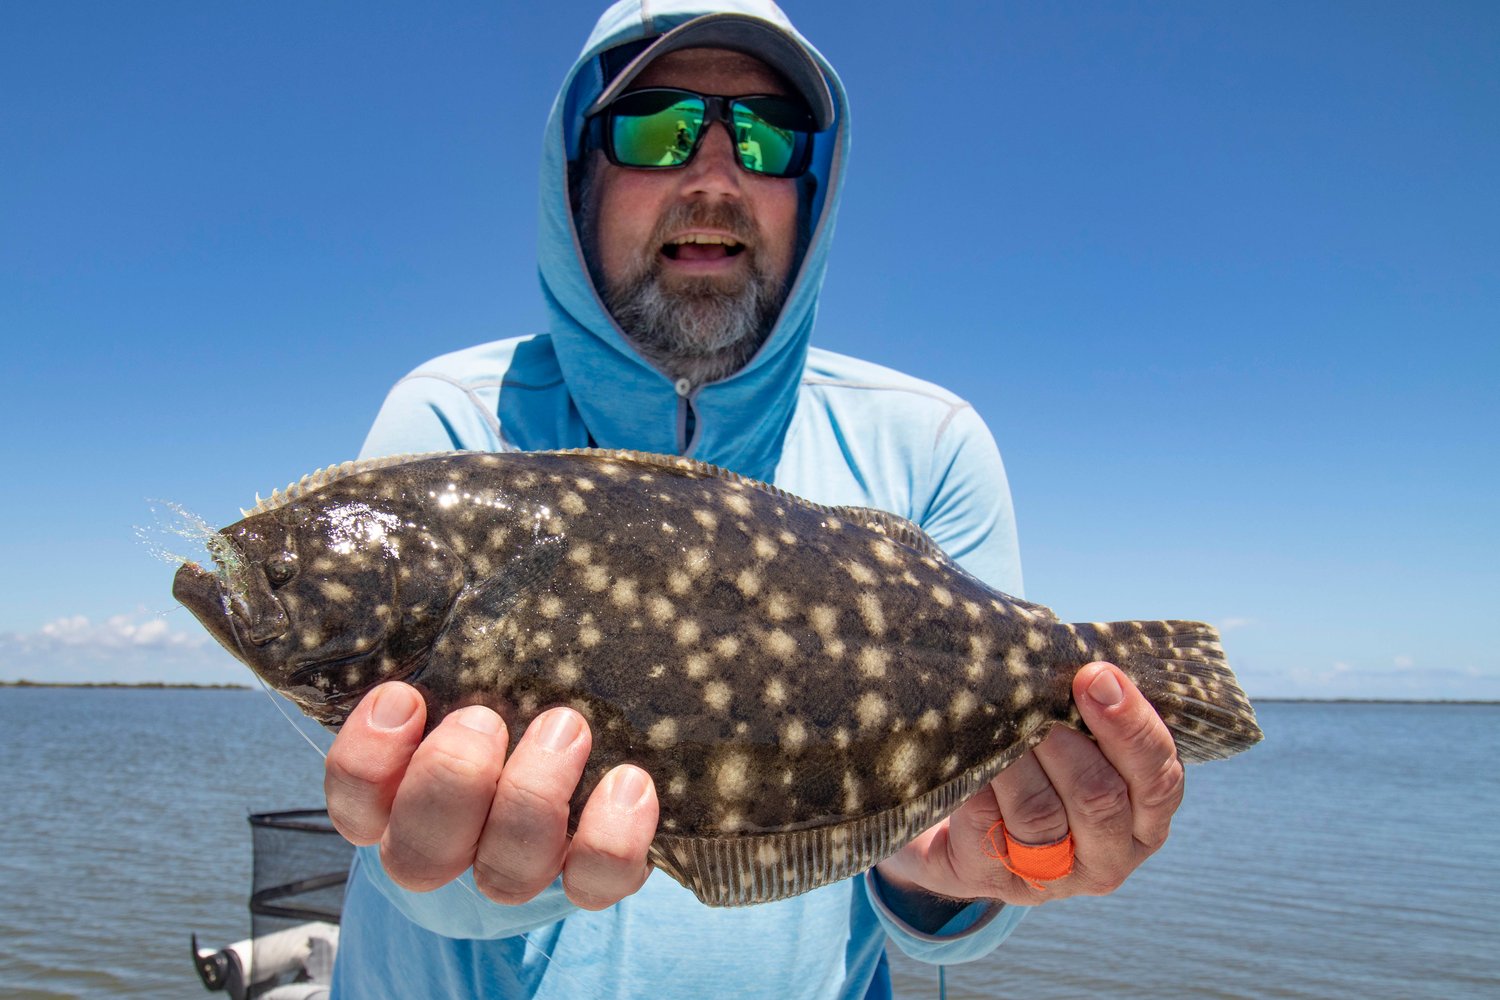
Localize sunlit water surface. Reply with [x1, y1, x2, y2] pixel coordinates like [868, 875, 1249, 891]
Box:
[1, 693, 1495, 998]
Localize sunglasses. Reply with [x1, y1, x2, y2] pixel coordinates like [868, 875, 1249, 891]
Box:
[590, 87, 818, 178]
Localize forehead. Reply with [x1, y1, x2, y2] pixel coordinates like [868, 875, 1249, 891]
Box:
[629, 47, 790, 96]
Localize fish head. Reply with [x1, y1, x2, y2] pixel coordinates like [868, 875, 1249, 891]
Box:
[172, 495, 464, 727]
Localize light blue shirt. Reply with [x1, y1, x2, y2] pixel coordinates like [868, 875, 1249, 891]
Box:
[332, 2, 1028, 996]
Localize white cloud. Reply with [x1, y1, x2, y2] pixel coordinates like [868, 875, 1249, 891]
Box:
[1217, 617, 1254, 632]
[0, 612, 243, 685]
[1393, 654, 1415, 669]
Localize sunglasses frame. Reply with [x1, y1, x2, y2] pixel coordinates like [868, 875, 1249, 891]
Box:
[588, 87, 817, 179]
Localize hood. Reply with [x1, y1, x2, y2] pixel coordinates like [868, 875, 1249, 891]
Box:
[536, 0, 850, 481]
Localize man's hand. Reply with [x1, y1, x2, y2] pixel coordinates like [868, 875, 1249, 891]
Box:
[324, 682, 659, 911]
[875, 661, 1184, 920]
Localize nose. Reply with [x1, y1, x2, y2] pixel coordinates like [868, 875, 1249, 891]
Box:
[680, 119, 743, 197]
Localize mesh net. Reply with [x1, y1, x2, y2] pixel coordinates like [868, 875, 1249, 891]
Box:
[247, 809, 352, 998]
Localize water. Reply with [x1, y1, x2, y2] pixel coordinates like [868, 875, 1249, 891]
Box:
[1, 693, 1496, 999]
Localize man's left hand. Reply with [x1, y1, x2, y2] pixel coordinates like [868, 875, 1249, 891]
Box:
[874, 661, 1184, 917]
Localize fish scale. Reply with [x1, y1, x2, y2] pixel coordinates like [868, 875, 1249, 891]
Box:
[172, 448, 1262, 906]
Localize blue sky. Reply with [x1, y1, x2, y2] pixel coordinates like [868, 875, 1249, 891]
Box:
[2, 1, 1495, 699]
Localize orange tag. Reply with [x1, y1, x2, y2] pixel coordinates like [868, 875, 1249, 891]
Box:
[984, 819, 1075, 891]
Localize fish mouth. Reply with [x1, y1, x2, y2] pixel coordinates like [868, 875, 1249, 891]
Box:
[287, 644, 429, 727]
[172, 561, 237, 649]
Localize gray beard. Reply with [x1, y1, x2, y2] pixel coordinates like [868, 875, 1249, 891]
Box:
[576, 170, 789, 387]
[604, 257, 783, 387]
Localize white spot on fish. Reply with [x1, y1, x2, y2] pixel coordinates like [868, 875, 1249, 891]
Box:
[808, 605, 837, 636]
[765, 628, 797, 660]
[753, 535, 778, 560]
[765, 590, 793, 621]
[856, 592, 887, 636]
[715, 752, 751, 798]
[609, 577, 638, 608]
[647, 718, 678, 749]
[781, 718, 807, 750]
[950, 689, 978, 722]
[844, 561, 877, 585]
[704, 680, 731, 711]
[856, 692, 889, 729]
[736, 569, 761, 597]
[675, 618, 701, 646]
[684, 653, 710, 679]
[582, 564, 610, 591]
[764, 676, 788, 705]
[714, 635, 741, 659]
[858, 647, 889, 678]
[693, 509, 718, 530]
[560, 491, 587, 515]
[930, 584, 954, 607]
[724, 494, 753, 517]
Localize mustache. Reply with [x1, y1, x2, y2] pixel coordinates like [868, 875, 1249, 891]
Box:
[647, 199, 759, 250]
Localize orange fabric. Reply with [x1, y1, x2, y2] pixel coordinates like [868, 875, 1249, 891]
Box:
[983, 819, 1075, 891]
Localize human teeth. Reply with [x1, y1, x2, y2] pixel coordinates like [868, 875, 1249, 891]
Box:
[670, 234, 741, 247]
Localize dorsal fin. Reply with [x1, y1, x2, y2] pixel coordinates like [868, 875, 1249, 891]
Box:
[240, 451, 470, 517]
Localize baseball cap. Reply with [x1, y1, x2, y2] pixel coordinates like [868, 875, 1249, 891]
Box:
[586, 13, 835, 131]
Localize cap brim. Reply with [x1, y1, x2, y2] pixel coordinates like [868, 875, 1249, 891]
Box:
[586, 13, 835, 131]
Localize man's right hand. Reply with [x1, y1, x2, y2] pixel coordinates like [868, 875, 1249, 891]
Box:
[324, 681, 660, 911]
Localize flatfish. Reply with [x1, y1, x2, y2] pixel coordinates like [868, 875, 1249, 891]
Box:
[172, 449, 1262, 906]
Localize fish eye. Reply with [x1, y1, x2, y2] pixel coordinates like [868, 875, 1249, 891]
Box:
[265, 554, 297, 587]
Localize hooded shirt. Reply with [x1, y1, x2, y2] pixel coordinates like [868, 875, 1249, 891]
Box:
[334, 2, 1027, 997]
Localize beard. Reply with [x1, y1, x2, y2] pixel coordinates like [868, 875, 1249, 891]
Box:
[579, 188, 791, 386]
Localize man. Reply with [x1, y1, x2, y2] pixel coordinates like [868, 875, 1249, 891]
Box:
[326, 2, 1185, 997]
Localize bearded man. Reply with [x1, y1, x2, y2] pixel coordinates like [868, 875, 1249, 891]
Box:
[324, 3, 1186, 997]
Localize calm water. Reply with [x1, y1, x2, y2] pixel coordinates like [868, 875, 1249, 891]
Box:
[1, 692, 1496, 999]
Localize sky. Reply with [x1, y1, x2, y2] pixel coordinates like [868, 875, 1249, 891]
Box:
[2, 1, 1496, 700]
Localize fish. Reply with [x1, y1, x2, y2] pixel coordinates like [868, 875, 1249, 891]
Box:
[172, 448, 1262, 907]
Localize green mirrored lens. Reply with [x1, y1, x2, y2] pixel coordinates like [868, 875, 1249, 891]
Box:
[732, 101, 801, 176]
[611, 95, 705, 167]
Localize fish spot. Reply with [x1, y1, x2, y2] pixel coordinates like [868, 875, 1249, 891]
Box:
[753, 535, 779, 560]
[684, 653, 711, 679]
[1011, 683, 1034, 708]
[881, 736, 924, 792]
[764, 591, 793, 621]
[675, 618, 701, 646]
[808, 605, 838, 636]
[299, 630, 323, 650]
[764, 676, 788, 706]
[842, 772, 862, 813]
[856, 592, 887, 636]
[684, 547, 711, 575]
[538, 595, 563, 619]
[1026, 629, 1047, 652]
[554, 657, 582, 685]
[318, 580, 353, 602]
[311, 557, 338, 574]
[781, 718, 807, 750]
[578, 624, 602, 648]
[844, 561, 877, 585]
[647, 718, 678, 749]
[858, 647, 889, 678]
[718, 811, 746, 833]
[703, 680, 732, 712]
[708, 635, 739, 659]
[724, 493, 753, 517]
[609, 577, 639, 608]
[668, 775, 688, 797]
[942, 754, 961, 777]
[1005, 647, 1030, 677]
[825, 638, 847, 659]
[667, 569, 692, 595]
[870, 539, 902, 566]
[833, 727, 851, 749]
[735, 568, 762, 597]
[692, 509, 718, 530]
[930, 584, 954, 607]
[648, 664, 665, 679]
[567, 543, 594, 565]
[581, 564, 610, 592]
[963, 600, 983, 620]
[950, 689, 978, 722]
[646, 594, 675, 625]
[756, 843, 782, 868]
[778, 530, 797, 545]
[825, 517, 844, 532]
[856, 692, 889, 729]
[765, 628, 797, 661]
[917, 709, 942, 731]
[560, 491, 588, 515]
[715, 752, 751, 799]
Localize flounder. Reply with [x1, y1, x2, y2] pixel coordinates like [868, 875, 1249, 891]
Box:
[172, 449, 1262, 906]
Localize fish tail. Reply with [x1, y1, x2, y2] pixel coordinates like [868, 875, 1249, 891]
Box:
[1077, 620, 1263, 762]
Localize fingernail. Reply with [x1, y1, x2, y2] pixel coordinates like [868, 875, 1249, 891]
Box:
[536, 709, 581, 752]
[453, 705, 502, 735]
[609, 766, 648, 808]
[1088, 665, 1124, 707]
[370, 685, 417, 730]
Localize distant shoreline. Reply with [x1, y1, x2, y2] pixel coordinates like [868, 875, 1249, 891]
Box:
[0, 681, 1491, 705]
[0, 680, 250, 690]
